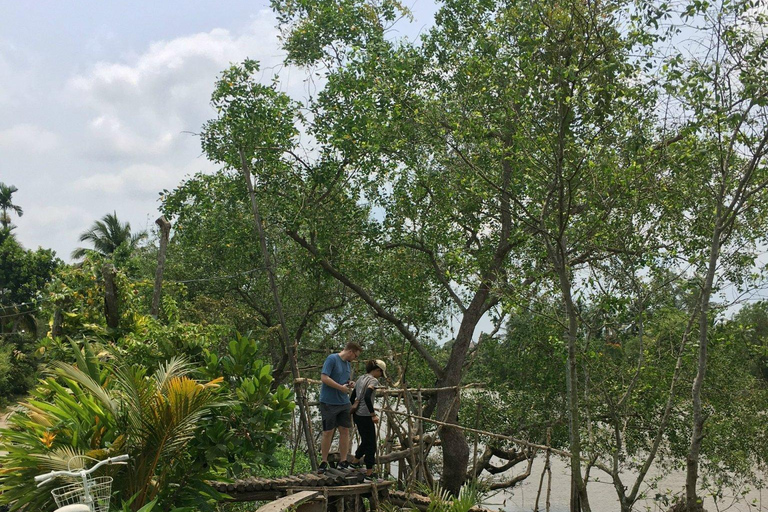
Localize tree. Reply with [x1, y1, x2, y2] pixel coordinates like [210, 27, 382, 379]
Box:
[0, 229, 59, 335]
[191, 0, 768, 504]
[71, 211, 147, 261]
[200, 58, 323, 469]
[160, 170, 349, 382]
[0, 342, 225, 511]
[658, 1, 768, 508]
[265, 0, 666, 501]
[0, 182, 23, 230]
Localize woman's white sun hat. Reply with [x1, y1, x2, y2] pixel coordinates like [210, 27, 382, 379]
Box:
[373, 359, 387, 378]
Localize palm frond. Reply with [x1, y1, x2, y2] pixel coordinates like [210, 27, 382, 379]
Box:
[52, 362, 118, 418]
[153, 357, 192, 393]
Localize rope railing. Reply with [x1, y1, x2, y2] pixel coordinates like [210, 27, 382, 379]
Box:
[290, 377, 605, 488]
[378, 407, 570, 458]
[293, 378, 485, 395]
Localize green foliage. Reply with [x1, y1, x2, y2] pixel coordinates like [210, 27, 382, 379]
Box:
[419, 481, 482, 512]
[271, 0, 409, 67]
[201, 59, 299, 173]
[726, 302, 768, 382]
[159, 170, 343, 371]
[42, 257, 150, 340]
[0, 334, 39, 405]
[0, 341, 122, 512]
[198, 333, 296, 476]
[698, 313, 768, 483]
[0, 182, 23, 230]
[0, 231, 60, 401]
[0, 340, 227, 511]
[253, 445, 312, 478]
[71, 211, 147, 264]
[0, 231, 59, 310]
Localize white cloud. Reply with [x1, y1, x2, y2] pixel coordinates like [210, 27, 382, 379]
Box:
[13, 203, 91, 256]
[24, 204, 89, 230]
[5, 8, 307, 260]
[0, 124, 59, 152]
[67, 12, 290, 162]
[71, 164, 180, 197]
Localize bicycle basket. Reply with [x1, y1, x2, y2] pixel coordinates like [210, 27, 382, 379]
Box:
[51, 476, 113, 512]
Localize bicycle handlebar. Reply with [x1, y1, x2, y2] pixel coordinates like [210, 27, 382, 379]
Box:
[34, 455, 129, 486]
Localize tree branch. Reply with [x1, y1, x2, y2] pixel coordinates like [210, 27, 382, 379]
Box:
[286, 228, 445, 379]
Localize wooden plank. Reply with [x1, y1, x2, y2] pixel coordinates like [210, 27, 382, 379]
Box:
[296, 498, 325, 512]
[285, 480, 395, 497]
[300, 473, 325, 486]
[320, 471, 346, 485]
[325, 468, 364, 485]
[255, 491, 321, 512]
[224, 490, 284, 502]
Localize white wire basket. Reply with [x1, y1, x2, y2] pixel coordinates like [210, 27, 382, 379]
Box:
[51, 476, 113, 512]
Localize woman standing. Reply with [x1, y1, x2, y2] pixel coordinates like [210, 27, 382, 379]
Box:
[349, 359, 387, 480]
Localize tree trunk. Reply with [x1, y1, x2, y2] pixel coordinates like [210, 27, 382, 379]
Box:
[437, 285, 494, 495]
[51, 307, 63, 338]
[548, 239, 589, 512]
[685, 226, 721, 511]
[239, 148, 319, 471]
[151, 216, 172, 318]
[102, 263, 119, 329]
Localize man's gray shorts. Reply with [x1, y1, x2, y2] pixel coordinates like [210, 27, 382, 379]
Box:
[320, 402, 352, 431]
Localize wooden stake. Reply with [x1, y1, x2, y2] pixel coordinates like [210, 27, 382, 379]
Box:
[150, 216, 171, 318]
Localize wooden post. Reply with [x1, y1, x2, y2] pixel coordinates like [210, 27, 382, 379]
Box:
[51, 307, 63, 338]
[472, 401, 480, 479]
[417, 389, 429, 485]
[151, 216, 171, 318]
[102, 263, 119, 329]
[239, 148, 318, 470]
[546, 428, 552, 512]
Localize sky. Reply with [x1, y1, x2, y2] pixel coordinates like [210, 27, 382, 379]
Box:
[0, 1, 438, 261]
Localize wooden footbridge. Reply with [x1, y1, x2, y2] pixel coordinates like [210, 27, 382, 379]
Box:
[211, 467, 394, 512]
[208, 380, 518, 512]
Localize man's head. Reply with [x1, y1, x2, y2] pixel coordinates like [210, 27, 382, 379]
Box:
[340, 341, 362, 362]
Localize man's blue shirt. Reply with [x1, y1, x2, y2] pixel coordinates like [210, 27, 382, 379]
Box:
[320, 353, 352, 405]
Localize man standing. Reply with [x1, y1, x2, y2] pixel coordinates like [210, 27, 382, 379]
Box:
[318, 341, 362, 473]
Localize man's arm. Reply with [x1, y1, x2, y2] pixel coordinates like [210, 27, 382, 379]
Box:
[322, 373, 352, 393]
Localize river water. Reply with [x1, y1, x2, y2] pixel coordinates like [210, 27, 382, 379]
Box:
[480, 456, 767, 512]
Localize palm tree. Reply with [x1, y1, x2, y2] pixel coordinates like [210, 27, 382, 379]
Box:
[0, 182, 23, 229]
[0, 342, 224, 511]
[72, 211, 147, 260]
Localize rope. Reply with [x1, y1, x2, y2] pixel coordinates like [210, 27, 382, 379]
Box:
[379, 407, 570, 458]
[294, 378, 484, 394]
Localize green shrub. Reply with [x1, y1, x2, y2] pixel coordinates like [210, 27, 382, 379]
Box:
[0, 340, 224, 511]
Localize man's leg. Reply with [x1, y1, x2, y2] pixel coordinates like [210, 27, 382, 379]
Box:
[321, 429, 335, 462]
[338, 426, 350, 463]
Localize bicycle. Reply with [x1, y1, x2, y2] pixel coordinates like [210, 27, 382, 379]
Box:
[34, 454, 129, 512]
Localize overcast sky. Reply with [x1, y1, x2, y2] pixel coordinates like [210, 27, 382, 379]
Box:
[0, 1, 437, 261]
